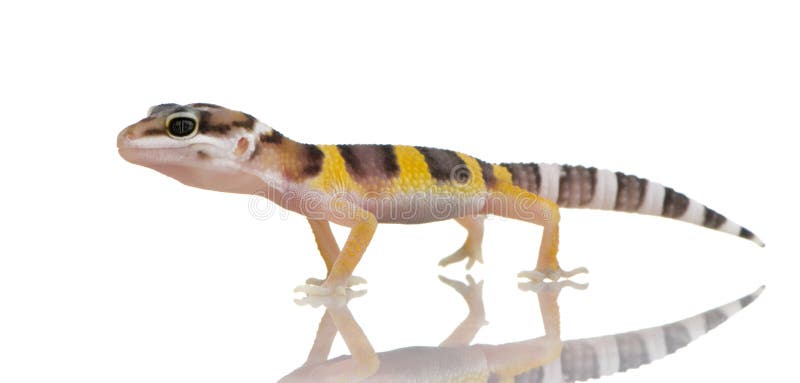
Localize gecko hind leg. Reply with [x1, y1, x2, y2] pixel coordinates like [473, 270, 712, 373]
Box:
[487, 186, 588, 283]
[439, 215, 485, 269]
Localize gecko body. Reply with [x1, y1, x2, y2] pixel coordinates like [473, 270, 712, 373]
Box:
[117, 103, 763, 294]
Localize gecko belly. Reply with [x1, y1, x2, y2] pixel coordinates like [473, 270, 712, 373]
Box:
[277, 185, 489, 225]
[361, 192, 488, 224]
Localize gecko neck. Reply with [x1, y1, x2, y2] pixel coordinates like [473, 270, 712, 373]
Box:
[247, 129, 321, 191]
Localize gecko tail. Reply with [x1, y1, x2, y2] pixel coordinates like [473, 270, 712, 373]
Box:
[513, 286, 764, 382]
[497, 163, 765, 247]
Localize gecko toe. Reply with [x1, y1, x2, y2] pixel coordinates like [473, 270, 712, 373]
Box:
[305, 277, 326, 285]
[439, 245, 483, 269]
[305, 275, 367, 287]
[518, 266, 589, 283]
[346, 276, 367, 287]
[561, 267, 589, 278]
[518, 279, 589, 293]
[294, 284, 346, 297]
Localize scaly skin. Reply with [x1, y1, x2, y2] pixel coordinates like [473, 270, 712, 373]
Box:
[117, 103, 763, 295]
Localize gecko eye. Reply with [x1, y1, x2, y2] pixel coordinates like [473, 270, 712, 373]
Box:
[165, 112, 199, 139]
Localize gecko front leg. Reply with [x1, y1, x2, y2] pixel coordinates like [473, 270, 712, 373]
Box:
[304, 218, 367, 288]
[296, 200, 378, 296]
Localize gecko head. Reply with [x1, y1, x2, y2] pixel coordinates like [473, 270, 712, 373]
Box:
[117, 103, 274, 193]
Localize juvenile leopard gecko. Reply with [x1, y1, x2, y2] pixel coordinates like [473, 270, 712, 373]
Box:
[117, 103, 763, 295]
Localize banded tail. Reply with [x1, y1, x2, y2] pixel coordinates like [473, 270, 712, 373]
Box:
[511, 286, 764, 382]
[498, 163, 764, 247]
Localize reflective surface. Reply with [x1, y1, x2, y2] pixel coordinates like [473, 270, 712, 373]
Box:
[280, 275, 761, 382]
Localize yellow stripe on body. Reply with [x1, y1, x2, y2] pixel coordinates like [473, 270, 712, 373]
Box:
[453, 152, 489, 193]
[394, 146, 488, 196]
[491, 163, 514, 187]
[392, 145, 437, 194]
[308, 145, 490, 198]
[308, 145, 364, 194]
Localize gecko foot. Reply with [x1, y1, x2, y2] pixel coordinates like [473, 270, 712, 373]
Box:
[438, 275, 489, 325]
[294, 283, 348, 297]
[305, 275, 367, 288]
[518, 266, 588, 284]
[518, 279, 588, 293]
[294, 287, 366, 307]
[439, 244, 483, 269]
[439, 275, 485, 307]
[295, 276, 368, 298]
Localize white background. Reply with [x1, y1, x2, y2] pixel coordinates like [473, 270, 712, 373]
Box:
[1, 1, 798, 382]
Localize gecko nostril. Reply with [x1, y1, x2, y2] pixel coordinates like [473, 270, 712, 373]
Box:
[117, 129, 133, 148]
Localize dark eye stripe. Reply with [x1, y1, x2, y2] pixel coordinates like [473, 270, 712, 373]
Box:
[142, 128, 164, 136]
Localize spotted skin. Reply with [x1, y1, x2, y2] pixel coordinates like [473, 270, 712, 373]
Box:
[246, 129, 755, 242]
[476, 158, 497, 189]
[499, 162, 541, 195]
[558, 165, 597, 207]
[306, 145, 489, 197]
[260, 130, 284, 144]
[118, 103, 764, 296]
[498, 162, 761, 244]
[415, 146, 470, 184]
[614, 172, 648, 212]
[337, 144, 400, 182]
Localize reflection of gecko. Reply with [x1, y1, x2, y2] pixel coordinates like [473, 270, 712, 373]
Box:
[117, 103, 764, 295]
[280, 279, 763, 382]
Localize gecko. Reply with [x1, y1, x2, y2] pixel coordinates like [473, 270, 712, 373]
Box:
[117, 103, 764, 295]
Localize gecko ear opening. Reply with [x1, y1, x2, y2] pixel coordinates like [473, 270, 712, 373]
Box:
[235, 136, 250, 157]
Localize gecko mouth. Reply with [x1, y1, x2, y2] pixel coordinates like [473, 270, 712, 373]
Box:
[118, 146, 199, 165]
[118, 146, 263, 193]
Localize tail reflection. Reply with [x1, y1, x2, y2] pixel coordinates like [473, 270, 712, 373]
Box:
[514, 286, 763, 382]
[280, 278, 763, 382]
